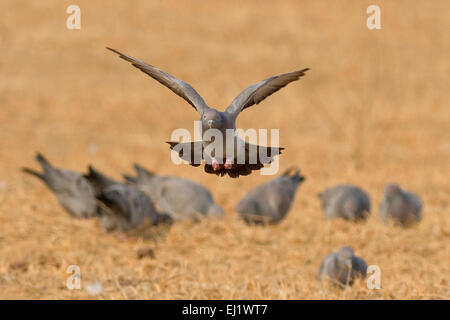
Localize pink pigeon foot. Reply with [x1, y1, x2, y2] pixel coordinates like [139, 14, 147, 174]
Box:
[224, 159, 233, 170]
[212, 158, 220, 171]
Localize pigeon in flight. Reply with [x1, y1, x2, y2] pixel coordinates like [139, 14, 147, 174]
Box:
[318, 184, 371, 221]
[107, 47, 309, 178]
[379, 183, 423, 227]
[318, 246, 368, 287]
[236, 168, 305, 225]
[22, 153, 98, 219]
[124, 164, 224, 221]
[84, 166, 172, 231]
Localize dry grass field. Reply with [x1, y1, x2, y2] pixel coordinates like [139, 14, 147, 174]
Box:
[0, 0, 449, 299]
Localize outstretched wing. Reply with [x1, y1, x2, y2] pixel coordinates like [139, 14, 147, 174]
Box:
[107, 47, 209, 115]
[166, 141, 204, 166]
[225, 68, 309, 118]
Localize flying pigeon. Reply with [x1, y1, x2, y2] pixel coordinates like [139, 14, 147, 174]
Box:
[318, 184, 371, 221]
[84, 166, 172, 231]
[235, 168, 305, 225]
[318, 246, 368, 287]
[123, 164, 224, 221]
[379, 183, 423, 226]
[107, 47, 309, 178]
[22, 153, 98, 219]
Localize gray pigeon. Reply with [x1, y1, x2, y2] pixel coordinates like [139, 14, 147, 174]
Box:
[379, 183, 423, 226]
[236, 168, 305, 225]
[22, 153, 98, 219]
[84, 166, 172, 231]
[123, 164, 224, 221]
[318, 184, 371, 221]
[318, 246, 368, 287]
[107, 47, 309, 178]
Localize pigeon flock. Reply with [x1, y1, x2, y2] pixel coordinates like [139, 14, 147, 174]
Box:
[22, 49, 424, 289]
[123, 164, 224, 221]
[23, 152, 423, 288]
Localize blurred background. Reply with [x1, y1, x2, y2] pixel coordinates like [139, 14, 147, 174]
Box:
[0, 0, 448, 299]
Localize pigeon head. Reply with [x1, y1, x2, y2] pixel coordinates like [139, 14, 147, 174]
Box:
[384, 183, 402, 200]
[202, 109, 222, 129]
[338, 246, 355, 268]
[282, 168, 305, 186]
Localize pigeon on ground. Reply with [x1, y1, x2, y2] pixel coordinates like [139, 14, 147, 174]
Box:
[318, 184, 371, 221]
[379, 183, 423, 226]
[84, 166, 172, 231]
[235, 168, 305, 225]
[318, 246, 368, 287]
[107, 47, 309, 178]
[22, 153, 98, 219]
[123, 164, 224, 221]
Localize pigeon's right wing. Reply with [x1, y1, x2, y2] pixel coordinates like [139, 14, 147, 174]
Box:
[107, 48, 209, 115]
[98, 185, 159, 227]
[406, 192, 423, 213]
[97, 185, 132, 220]
[225, 68, 309, 119]
[352, 256, 368, 278]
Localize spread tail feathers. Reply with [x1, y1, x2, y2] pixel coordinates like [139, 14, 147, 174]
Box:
[133, 163, 155, 178]
[22, 167, 45, 182]
[22, 152, 55, 183]
[282, 167, 305, 184]
[123, 163, 154, 184]
[123, 174, 138, 184]
[35, 153, 54, 172]
[84, 165, 118, 195]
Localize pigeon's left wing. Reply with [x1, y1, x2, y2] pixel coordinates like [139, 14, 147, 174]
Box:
[225, 68, 309, 119]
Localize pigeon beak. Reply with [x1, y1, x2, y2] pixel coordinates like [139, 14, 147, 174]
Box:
[208, 120, 214, 128]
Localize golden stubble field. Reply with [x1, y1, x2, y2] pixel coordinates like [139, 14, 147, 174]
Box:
[0, 0, 449, 299]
